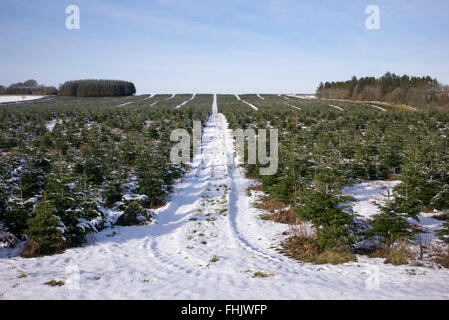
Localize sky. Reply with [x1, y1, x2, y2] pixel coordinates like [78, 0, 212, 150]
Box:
[0, 0, 448, 94]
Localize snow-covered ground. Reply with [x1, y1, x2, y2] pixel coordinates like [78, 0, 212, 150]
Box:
[1, 100, 449, 300]
[287, 94, 316, 100]
[0, 95, 45, 103]
[342, 181, 401, 220]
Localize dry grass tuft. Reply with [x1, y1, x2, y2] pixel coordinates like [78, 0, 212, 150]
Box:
[281, 223, 356, 265]
[22, 240, 66, 258]
[370, 241, 416, 266]
[257, 196, 302, 225]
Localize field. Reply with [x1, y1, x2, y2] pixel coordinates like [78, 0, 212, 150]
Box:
[1, 94, 449, 299]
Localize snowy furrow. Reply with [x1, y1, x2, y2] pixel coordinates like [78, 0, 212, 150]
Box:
[329, 104, 344, 111]
[175, 94, 196, 109]
[235, 94, 258, 111]
[285, 103, 301, 111]
[368, 104, 387, 112]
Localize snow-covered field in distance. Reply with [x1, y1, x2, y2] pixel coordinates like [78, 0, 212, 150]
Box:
[0, 95, 45, 103]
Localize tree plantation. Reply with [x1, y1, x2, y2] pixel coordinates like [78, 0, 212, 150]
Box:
[1, 92, 449, 266]
[0, 94, 210, 256]
[218, 94, 449, 264]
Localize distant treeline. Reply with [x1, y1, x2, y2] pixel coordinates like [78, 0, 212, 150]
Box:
[316, 72, 449, 109]
[58, 80, 136, 97]
[0, 79, 57, 95]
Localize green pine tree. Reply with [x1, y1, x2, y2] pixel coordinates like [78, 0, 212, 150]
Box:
[24, 195, 65, 257]
[296, 186, 355, 250]
[367, 190, 414, 248]
[436, 217, 449, 244]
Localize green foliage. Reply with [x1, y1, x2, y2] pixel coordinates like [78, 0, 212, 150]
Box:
[296, 187, 355, 250]
[220, 93, 449, 255]
[436, 216, 449, 244]
[25, 196, 65, 257]
[432, 185, 449, 211]
[3, 79, 57, 95]
[3, 199, 33, 239]
[116, 200, 149, 226]
[58, 80, 136, 97]
[367, 191, 414, 247]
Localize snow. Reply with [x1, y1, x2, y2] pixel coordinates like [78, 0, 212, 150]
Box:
[285, 103, 301, 111]
[330, 104, 344, 111]
[0, 95, 45, 103]
[342, 180, 401, 219]
[212, 94, 218, 114]
[287, 94, 316, 100]
[368, 104, 387, 112]
[175, 94, 196, 109]
[342, 180, 444, 242]
[115, 101, 134, 107]
[235, 94, 258, 111]
[1, 103, 449, 299]
[256, 94, 265, 101]
[45, 119, 63, 132]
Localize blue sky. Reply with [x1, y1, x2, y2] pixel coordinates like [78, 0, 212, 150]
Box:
[0, 0, 448, 94]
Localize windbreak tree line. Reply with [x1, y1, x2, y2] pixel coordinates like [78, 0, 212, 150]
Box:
[0, 95, 211, 257]
[58, 80, 136, 97]
[316, 72, 449, 109]
[219, 94, 449, 255]
[0, 79, 57, 96]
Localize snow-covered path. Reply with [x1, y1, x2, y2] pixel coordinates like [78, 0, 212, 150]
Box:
[1, 99, 449, 299]
[285, 103, 301, 111]
[175, 94, 196, 109]
[235, 94, 258, 111]
[330, 104, 344, 111]
[368, 104, 387, 112]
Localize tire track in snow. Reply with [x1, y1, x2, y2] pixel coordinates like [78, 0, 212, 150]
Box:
[146, 98, 295, 277]
[219, 114, 298, 271]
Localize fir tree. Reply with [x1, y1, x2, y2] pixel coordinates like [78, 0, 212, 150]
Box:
[296, 186, 355, 250]
[367, 190, 414, 248]
[24, 195, 65, 257]
[436, 216, 449, 244]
